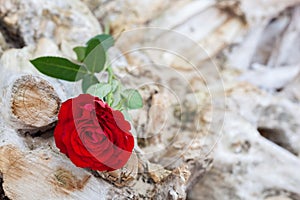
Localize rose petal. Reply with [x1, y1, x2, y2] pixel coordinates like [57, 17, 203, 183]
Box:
[54, 94, 135, 171]
[54, 122, 67, 154]
[112, 110, 131, 132]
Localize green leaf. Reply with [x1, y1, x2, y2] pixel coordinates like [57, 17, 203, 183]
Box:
[86, 34, 115, 51]
[82, 74, 99, 93]
[84, 39, 106, 73]
[73, 46, 86, 62]
[111, 85, 122, 108]
[86, 83, 112, 99]
[111, 80, 120, 92]
[121, 89, 143, 109]
[30, 56, 87, 82]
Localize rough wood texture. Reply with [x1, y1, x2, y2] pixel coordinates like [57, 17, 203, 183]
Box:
[1, 0, 300, 199]
[0, 142, 209, 200]
[0, 145, 108, 200]
[189, 104, 300, 200]
[0, 37, 84, 133]
[0, 0, 101, 46]
[0, 31, 211, 200]
[2, 75, 61, 132]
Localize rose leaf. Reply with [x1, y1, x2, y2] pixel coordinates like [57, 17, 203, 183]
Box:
[111, 79, 120, 92]
[84, 39, 106, 73]
[121, 89, 143, 109]
[86, 34, 115, 51]
[30, 56, 87, 81]
[87, 83, 112, 99]
[82, 74, 100, 93]
[73, 46, 86, 62]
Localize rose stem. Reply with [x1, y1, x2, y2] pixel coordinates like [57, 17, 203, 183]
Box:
[106, 65, 114, 105]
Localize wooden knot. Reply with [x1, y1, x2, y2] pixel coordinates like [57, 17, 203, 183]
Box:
[51, 168, 90, 193]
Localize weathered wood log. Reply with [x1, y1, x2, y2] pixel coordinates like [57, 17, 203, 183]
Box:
[280, 72, 300, 103]
[90, 0, 175, 34]
[0, 142, 209, 200]
[0, 144, 108, 200]
[0, 38, 81, 133]
[1, 74, 61, 133]
[148, 1, 246, 66]
[0, 0, 101, 46]
[2, 0, 300, 199]
[188, 112, 300, 200]
[224, 83, 300, 155]
[0, 38, 211, 200]
[0, 43, 60, 133]
[238, 0, 300, 25]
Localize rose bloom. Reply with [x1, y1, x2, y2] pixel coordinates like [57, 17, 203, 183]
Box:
[54, 94, 134, 171]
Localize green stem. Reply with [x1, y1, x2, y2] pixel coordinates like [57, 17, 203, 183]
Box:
[114, 98, 126, 110]
[106, 66, 113, 105]
[107, 66, 113, 84]
[104, 23, 110, 35]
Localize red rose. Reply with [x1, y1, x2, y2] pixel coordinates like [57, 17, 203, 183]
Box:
[54, 94, 134, 171]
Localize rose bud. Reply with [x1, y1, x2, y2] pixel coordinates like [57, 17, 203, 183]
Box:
[54, 94, 134, 171]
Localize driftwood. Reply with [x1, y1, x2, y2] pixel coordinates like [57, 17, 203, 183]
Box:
[188, 84, 300, 199]
[1, 0, 300, 199]
[0, 120, 210, 200]
[0, 47, 61, 133]
[0, 74, 61, 132]
[0, 38, 211, 199]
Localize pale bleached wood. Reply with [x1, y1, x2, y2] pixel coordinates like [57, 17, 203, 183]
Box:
[2, 0, 300, 199]
[238, 64, 300, 90]
[279, 72, 300, 103]
[188, 112, 300, 200]
[1, 75, 61, 132]
[0, 40, 211, 200]
[239, 0, 300, 25]
[0, 145, 110, 200]
[112, 2, 246, 69]
[267, 6, 300, 68]
[0, 0, 101, 46]
[0, 141, 210, 200]
[0, 39, 81, 133]
[0, 43, 59, 133]
[92, 0, 176, 34]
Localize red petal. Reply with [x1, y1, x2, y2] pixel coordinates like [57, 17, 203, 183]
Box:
[53, 122, 67, 154]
